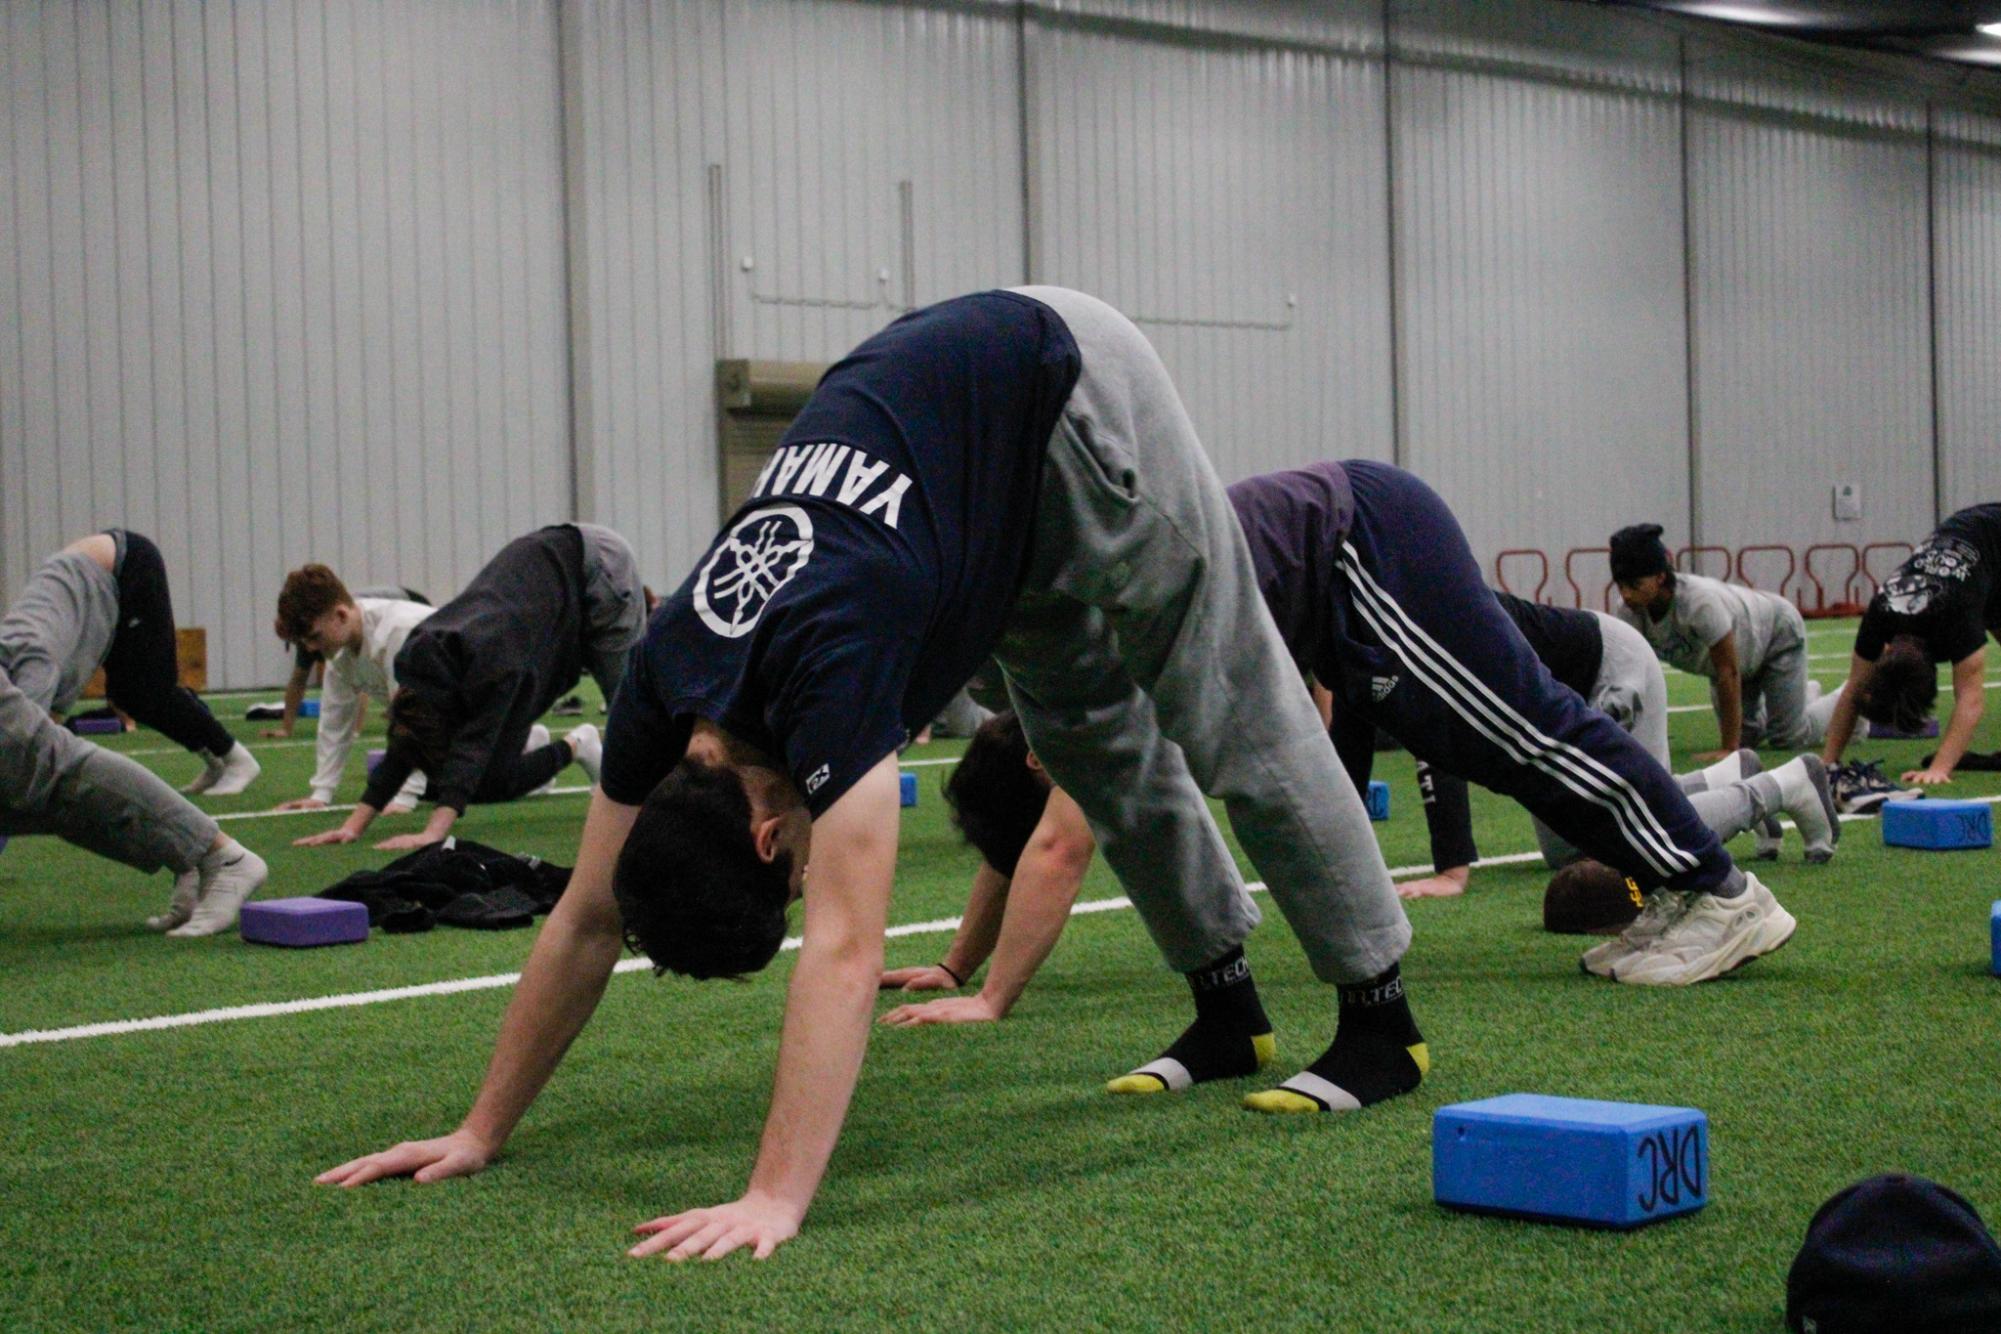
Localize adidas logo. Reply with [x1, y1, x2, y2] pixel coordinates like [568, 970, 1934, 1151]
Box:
[1370, 674, 1399, 702]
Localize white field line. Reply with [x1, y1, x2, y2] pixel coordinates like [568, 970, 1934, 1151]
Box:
[123, 738, 319, 758]
[1665, 677, 2001, 714]
[0, 845, 1563, 1050]
[9, 778, 1997, 1050]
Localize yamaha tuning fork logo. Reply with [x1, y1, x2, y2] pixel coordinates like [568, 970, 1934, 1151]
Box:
[693, 505, 816, 638]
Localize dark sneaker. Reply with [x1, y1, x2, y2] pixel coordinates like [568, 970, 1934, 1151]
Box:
[1832, 760, 1922, 816]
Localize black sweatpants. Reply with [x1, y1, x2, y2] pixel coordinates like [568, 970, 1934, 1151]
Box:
[1320, 464, 1734, 894]
[104, 531, 236, 758]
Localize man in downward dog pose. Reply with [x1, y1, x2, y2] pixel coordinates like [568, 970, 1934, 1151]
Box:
[883, 461, 1799, 1026]
[1388, 591, 1838, 901]
[317, 288, 1424, 1261]
[0, 531, 260, 796]
[1819, 503, 2001, 787]
[294, 523, 643, 852]
[0, 658, 267, 937]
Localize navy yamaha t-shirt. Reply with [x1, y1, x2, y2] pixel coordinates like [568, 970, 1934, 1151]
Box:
[1854, 503, 2001, 666]
[601, 290, 1081, 815]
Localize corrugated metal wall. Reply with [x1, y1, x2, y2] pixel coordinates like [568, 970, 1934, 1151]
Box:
[1684, 41, 1935, 564]
[566, 0, 1025, 588]
[1026, 0, 1394, 480]
[1933, 106, 2001, 518]
[6, 1, 2001, 687]
[1389, 0, 1689, 589]
[0, 0, 567, 688]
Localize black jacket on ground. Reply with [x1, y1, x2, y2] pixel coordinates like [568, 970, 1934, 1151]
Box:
[363, 525, 589, 813]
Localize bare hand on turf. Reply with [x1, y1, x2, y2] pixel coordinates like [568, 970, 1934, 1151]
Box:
[1902, 766, 1954, 785]
[314, 1130, 493, 1187]
[294, 826, 359, 847]
[878, 964, 958, 992]
[374, 831, 445, 852]
[629, 1193, 801, 1262]
[877, 994, 1002, 1027]
[274, 797, 328, 813]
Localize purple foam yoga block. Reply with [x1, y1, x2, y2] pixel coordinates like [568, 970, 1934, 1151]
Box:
[239, 897, 369, 948]
[74, 717, 124, 735]
[366, 748, 386, 774]
[1867, 717, 1940, 740]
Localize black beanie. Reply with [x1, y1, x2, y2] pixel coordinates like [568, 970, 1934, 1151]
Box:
[1786, 1174, 2001, 1333]
[1609, 523, 1672, 585]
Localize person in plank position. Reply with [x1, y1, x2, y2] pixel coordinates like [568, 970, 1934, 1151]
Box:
[1608, 524, 1838, 758]
[268, 570, 438, 814]
[1819, 503, 2001, 786]
[316, 288, 1425, 1261]
[888, 461, 1795, 1024]
[293, 524, 643, 851]
[0, 530, 260, 796]
[1387, 591, 1838, 902]
[261, 582, 430, 741]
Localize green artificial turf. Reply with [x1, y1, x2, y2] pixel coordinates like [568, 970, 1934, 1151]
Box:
[3, 622, 1998, 1332]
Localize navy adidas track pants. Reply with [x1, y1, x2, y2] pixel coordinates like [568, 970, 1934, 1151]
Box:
[1321, 462, 1736, 895]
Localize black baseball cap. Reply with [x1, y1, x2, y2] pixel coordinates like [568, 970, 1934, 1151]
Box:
[1786, 1174, 2001, 1332]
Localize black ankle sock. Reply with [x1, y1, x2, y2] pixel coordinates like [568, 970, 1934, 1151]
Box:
[1187, 946, 1270, 1035]
[1109, 948, 1273, 1092]
[1295, 963, 1427, 1107]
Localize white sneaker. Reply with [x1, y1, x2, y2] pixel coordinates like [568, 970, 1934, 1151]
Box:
[182, 750, 225, 794]
[567, 724, 603, 785]
[167, 843, 269, 938]
[1612, 873, 1797, 986]
[201, 742, 262, 797]
[1580, 888, 1692, 978]
[146, 868, 201, 932]
[1773, 755, 1839, 863]
[525, 724, 551, 752]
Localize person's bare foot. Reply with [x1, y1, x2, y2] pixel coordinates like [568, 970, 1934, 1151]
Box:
[1396, 866, 1470, 900]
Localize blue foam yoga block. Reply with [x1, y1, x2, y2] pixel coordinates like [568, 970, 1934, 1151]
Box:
[899, 771, 918, 807]
[1867, 716, 1940, 740]
[1433, 1094, 1708, 1229]
[1990, 903, 2000, 978]
[366, 748, 386, 774]
[239, 897, 369, 948]
[1882, 799, 1992, 851]
[298, 699, 321, 718]
[1366, 780, 1390, 822]
[74, 716, 124, 735]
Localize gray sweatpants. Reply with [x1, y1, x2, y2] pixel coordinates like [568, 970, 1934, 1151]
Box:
[575, 523, 647, 701]
[991, 286, 1410, 984]
[1719, 604, 1839, 750]
[0, 661, 216, 874]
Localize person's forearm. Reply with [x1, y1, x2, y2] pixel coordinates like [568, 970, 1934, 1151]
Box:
[418, 805, 460, 840]
[978, 857, 1086, 1015]
[938, 864, 1011, 980]
[340, 802, 382, 836]
[1713, 672, 1743, 750]
[1821, 678, 1863, 764]
[743, 930, 883, 1222]
[460, 894, 626, 1151]
[1930, 690, 1986, 777]
[461, 790, 636, 1149]
[280, 667, 309, 731]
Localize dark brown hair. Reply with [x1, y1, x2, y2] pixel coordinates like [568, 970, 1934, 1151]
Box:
[275, 564, 355, 643]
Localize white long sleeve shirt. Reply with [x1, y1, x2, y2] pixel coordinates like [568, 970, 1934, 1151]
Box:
[309, 598, 437, 804]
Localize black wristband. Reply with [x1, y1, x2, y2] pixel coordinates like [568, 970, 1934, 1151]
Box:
[937, 960, 967, 987]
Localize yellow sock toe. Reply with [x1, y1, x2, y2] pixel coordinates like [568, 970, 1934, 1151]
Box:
[1408, 1041, 1431, 1077]
[1105, 1073, 1171, 1095]
[1252, 1032, 1277, 1070]
[1241, 1088, 1324, 1114]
